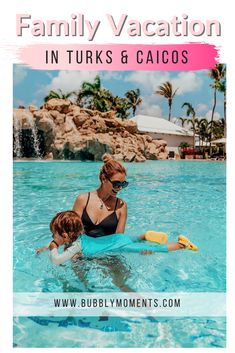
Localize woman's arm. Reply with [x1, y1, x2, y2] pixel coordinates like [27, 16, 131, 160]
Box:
[115, 200, 127, 234]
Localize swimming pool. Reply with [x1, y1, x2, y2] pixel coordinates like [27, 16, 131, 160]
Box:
[13, 160, 226, 347]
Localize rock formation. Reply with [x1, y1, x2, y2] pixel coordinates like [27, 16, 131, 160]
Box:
[13, 99, 168, 162]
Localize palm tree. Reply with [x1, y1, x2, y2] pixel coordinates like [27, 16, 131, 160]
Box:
[177, 117, 189, 128]
[92, 88, 113, 112]
[208, 64, 226, 150]
[218, 76, 226, 137]
[76, 75, 113, 112]
[111, 96, 130, 120]
[155, 81, 178, 121]
[209, 118, 225, 140]
[76, 75, 101, 108]
[181, 102, 196, 149]
[124, 89, 142, 116]
[197, 118, 210, 148]
[44, 89, 74, 102]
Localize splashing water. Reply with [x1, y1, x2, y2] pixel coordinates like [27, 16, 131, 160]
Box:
[13, 112, 41, 158]
[13, 112, 22, 158]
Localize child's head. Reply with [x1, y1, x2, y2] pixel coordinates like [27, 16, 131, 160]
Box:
[50, 211, 84, 244]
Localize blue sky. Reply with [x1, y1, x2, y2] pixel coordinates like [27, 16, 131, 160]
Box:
[13, 65, 224, 121]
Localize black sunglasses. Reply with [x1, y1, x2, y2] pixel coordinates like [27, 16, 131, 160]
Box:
[106, 176, 129, 189]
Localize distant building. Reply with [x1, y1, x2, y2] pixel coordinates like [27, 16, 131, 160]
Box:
[131, 115, 194, 155]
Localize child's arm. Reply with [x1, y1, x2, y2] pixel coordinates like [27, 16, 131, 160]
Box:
[49, 241, 82, 265]
[36, 242, 51, 254]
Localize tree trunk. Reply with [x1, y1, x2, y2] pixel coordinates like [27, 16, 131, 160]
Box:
[224, 91, 226, 138]
[193, 131, 195, 157]
[193, 116, 196, 149]
[209, 87, 217, 155]
[133, 106, 136, 117]
[168, 102, 172, 121]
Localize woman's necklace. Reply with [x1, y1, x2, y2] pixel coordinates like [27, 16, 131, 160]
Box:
[98, 198, 104, 209]
[96, 191, 110, 210]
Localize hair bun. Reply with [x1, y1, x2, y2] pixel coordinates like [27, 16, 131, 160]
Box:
[102, 153, 113, 164]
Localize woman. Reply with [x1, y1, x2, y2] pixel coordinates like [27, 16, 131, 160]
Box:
[73, 154, 128, 238]
[72, 154, 198, 254]
[72, 153, 135, 292]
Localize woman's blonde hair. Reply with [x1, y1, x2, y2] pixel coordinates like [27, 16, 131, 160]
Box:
[99, 153, 126, 181]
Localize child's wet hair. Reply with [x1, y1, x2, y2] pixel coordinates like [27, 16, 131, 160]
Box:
[50, 210, 84, 237]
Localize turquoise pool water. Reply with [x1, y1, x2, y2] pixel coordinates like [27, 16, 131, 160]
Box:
[13, 160, 226, 347]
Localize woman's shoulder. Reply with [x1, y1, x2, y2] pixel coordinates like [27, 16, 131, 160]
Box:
[116, 197, 127, 210]
[76, 192, 89, 201]
[73, 192, 90, 209]
[73, 192, 94, 215]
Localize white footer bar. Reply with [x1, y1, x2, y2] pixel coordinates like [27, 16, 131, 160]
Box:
[13, 292, 226, 317]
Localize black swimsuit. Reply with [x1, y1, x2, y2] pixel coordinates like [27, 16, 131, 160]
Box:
[81, 192, 119, 237]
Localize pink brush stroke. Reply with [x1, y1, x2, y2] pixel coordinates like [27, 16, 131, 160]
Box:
[17, 43, 220, 71]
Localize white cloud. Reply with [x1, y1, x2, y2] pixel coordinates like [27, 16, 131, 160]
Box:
[140, 104, 162, 117]
[101, 71, 123, 81]
[41, 70, 203, 101]
[14, 66, 27, 85]
[196, 103, 208, 113]
[124, 71, 170, 94]
[137, 94, 163, 117]
[124, 71, 203, 97]
[42, 71, 99, 94]
[171, 72, 203, 95]
[205, 110, 221, 121]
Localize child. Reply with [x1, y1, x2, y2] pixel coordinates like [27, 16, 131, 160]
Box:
[47, 210, 83, 265]
[37, 210, 198, 266]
